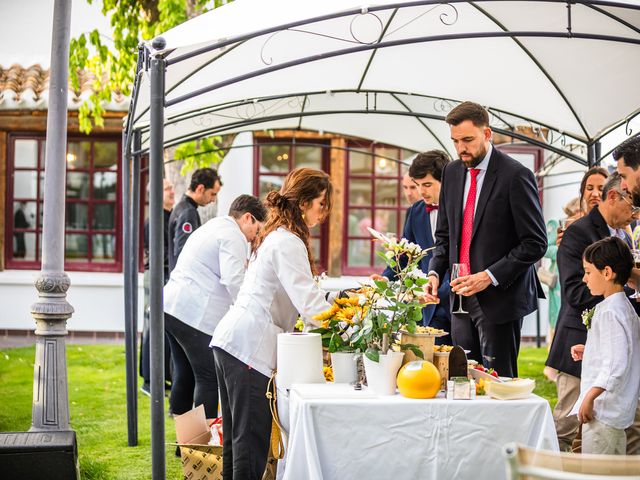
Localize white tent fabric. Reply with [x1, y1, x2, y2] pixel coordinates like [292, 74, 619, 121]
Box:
[130, 0, 640, 160]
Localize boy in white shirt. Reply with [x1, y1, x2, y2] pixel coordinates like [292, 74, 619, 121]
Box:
[570, 236, 640, 454]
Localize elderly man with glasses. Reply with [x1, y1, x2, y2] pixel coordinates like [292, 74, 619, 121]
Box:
[546, 172, 640, 452]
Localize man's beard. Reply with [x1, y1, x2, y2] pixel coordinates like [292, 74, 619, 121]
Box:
[461, 153, 484, 168]
[632, 189, 640, 207]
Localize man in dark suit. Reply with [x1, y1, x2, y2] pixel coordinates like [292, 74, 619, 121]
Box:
[546, 172, 638, 451]
[377, 151, 452, 344]
[425, 101, 547, 378]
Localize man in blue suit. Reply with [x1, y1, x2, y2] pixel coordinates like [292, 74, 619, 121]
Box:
[378, 150, 452, 344]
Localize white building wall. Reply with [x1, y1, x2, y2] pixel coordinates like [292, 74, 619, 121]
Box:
[0, 271, 144, 332]
[216, 132, 254, 215]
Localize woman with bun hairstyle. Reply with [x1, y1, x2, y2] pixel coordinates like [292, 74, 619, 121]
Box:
[210, 168, 333, 480]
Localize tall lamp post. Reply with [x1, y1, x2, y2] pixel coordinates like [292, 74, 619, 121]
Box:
[0, 0, 79, 477]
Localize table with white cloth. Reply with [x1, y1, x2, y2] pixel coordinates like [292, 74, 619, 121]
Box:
[280, 383, 558, 480]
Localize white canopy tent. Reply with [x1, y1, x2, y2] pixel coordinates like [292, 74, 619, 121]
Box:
[125, 2, 640, 477]
[128, 0, 640, 164]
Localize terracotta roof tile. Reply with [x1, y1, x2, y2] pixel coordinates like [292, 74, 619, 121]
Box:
[0, 64, 127, 111]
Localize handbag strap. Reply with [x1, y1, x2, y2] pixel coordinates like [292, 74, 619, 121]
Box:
[265, 371, 287, 459]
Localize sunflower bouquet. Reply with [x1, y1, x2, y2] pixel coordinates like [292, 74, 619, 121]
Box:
[311, 296, 368, 353]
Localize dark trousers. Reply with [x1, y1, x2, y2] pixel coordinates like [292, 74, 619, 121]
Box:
[165, 313, 218, 418]
[140, 271, 172, 385]
[427, 314, 453, 346]
[139, 318, 172, 385]
[450, 294, 521, 377]
[213, 347, 271, 480]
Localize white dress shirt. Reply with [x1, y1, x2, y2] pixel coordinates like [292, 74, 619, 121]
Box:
[461, 144, 498, 285]
[569, 291, 640, 429]
[429, 209, 438, 243]
[211, 227, 331, 378]
[462, 143, 492, 210]
[164, 215, 248, 336]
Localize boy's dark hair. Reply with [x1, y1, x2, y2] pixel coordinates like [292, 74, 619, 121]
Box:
[408, 150, 450, 182]
[612, 135, 640, 170]
[228, 194, 267, 222]
[188, 168, 222, 191]
[445, 101, 490, 128]
[583, 237, 633, 286]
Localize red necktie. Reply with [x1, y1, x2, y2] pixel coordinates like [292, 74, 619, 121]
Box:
[459, 169, 480, 268]
[425, 204, 439, 213]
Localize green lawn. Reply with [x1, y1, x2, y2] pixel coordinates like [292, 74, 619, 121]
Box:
[0, 344, 557, 479]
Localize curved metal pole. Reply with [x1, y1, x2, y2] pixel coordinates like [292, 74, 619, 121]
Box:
[149, 48, 166, 480]
[122, 128, 137, 446]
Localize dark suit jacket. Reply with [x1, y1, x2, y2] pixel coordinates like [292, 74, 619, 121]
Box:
[429, 146, 547, 324]
[382, 200, 450, 326]
[546, 207, 636, 377]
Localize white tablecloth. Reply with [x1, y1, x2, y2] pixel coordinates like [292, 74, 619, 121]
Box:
[281, 383, 558, 480]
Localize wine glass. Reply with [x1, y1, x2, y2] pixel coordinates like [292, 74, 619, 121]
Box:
[451, 263, 469, 314]
[631, 250, 640, 299]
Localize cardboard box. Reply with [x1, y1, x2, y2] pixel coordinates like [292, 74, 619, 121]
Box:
[172, 405, 223, 480]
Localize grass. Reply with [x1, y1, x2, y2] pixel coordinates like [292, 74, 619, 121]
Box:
[0, 344, 558, 478]
[0, 344, 183, 480]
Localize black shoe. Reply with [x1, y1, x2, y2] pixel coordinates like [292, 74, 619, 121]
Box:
[140, 383, 151, 397]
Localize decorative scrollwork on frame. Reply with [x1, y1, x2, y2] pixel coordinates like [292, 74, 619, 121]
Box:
[192, 115, 214, 129]
[438, 3, 459, 26]
[236, 100, 268, 120]
[626, 118, 633, 136]
[433, 98, 456, 113]
[349, 11, 384, 45]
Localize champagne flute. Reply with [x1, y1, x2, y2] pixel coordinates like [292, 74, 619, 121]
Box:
[451, 263, 469, 314]
[631, 250, 640, 299]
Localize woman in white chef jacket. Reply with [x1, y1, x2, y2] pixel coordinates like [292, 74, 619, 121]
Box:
[211, 168, 333, 480]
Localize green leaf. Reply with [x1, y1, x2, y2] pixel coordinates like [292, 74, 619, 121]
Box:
[364, 348, 380, 363]
[400, 343, 424, 359]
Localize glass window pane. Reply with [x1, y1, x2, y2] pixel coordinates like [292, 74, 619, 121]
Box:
[14, 139, 38, 168]
[40, 141, 46, 168]
[348, 148, 371, 175]
[260, 145, 290, 173]
[311, 238, 321, 265]
[373, 241, 388, 268]
[93, 172, 117, 200]
[67, 141, 91, 169]
[14, 171, 38, 198]
[13, 232, 36, 261]
[65, 234, 89, 261]
[94, 142, 118, 169]
[349, 179, 371, 206]
[66, 172, 90, 199]
[373, 210, 398, 237]
[375, 179, 399, 206]
[348, 208, 372, 237]
[348, 239, 370, 267]
[259, 175, 285, 199]
[310, 224, 321, 236]
[374, 147, 400, 176]
[66, 203, 88, 230]
[293, 146, 322, 169]
[93, 203, 115, 230]
[13, 202, 36, 229]
[92, 234, 116, 262]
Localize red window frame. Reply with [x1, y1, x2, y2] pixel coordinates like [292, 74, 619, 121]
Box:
[5, 134, 122, 272]
[342, 141, 413, 276]
[253, 138, 330, 273]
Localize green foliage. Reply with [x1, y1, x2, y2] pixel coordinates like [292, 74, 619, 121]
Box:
[174, 135, 225, 175]
[69, 0, 227, 134]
